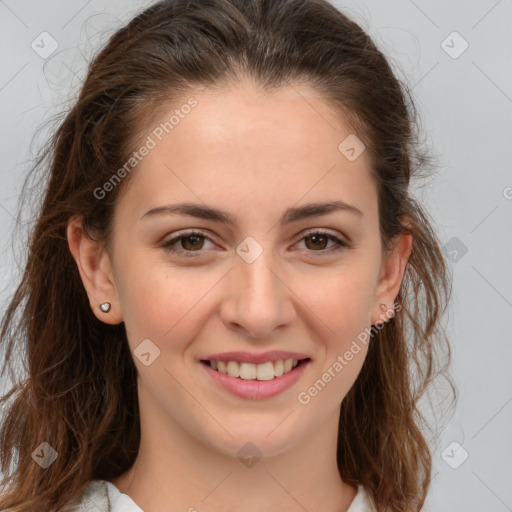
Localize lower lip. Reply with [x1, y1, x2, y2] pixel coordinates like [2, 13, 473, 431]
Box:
[200, 360, 311, 400]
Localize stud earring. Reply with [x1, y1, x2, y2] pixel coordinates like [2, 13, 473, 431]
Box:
[99, 302, 111, 313]
[379, 303, 387, 311]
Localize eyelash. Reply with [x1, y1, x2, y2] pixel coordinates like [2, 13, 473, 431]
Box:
[160, 229, 350, 257]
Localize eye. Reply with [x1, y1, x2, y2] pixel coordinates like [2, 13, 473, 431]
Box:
[294, 229, 350, 255]
[160, 230, 216, 257]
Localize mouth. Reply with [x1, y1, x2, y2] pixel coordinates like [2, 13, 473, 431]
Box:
[200, 357, 311, 381]
[199, 356, 311, 400]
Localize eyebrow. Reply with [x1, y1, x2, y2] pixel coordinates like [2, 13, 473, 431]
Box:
[140, 200, 363, 225]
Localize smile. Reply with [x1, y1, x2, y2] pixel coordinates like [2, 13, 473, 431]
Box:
[199, 358, 311, 400]
[203, 358, 303, 380]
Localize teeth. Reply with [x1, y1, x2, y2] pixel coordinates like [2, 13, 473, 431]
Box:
[208, 358, 301, 380]
[226, 361, 239, 378]
[256, 361, 274, 381]
[239, 362, 257, 380]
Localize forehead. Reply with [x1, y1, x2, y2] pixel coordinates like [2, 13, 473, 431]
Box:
[116, 80, 378, 225]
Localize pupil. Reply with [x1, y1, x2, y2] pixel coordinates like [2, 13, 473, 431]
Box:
[183, 235, 203, 250]
[307, 234, 326, 250]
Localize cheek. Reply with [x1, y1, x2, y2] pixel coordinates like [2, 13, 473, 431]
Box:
[115, 252, 219, 347]
[295, 272, 373, 408]
[291, 258, 379, 336]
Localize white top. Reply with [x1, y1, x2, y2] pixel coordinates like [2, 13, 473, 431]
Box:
[73, 479, 377, 511]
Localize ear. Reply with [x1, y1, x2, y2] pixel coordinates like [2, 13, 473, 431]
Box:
[371, 223, 413, 325]
[66, 215, 123, 325]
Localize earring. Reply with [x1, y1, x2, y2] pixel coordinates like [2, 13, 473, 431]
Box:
[379, 303, 387, 311]
[99, 302, 111, 313]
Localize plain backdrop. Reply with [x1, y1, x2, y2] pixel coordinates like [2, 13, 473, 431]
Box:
[0, 1, 511, 511]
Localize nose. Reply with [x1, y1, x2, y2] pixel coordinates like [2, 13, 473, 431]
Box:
[219, 245, 296, 339]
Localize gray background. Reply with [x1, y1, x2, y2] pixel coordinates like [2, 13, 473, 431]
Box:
[0, 1, 511, 510]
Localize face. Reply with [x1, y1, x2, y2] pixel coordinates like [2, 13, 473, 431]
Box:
[73, 79, 408, 459]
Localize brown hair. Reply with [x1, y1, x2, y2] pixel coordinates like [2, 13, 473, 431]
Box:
[0, 1, 456, 510]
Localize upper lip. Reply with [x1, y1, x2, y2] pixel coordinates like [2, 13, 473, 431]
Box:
[200, 351, 311, 364]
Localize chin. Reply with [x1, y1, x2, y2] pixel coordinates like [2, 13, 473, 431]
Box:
[202, 422, 301, 461]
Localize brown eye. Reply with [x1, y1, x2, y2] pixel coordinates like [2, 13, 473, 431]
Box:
[161, 230, 215, 256]
[180, 234, 205, 251]
[297, 230, 350, 254]
[304, 233, 329, 250]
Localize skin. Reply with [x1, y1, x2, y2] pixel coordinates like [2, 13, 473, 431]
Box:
[67, 78, 412, 512]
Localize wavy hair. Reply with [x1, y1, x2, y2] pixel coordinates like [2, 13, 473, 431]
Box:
[0, 1, 456, 510]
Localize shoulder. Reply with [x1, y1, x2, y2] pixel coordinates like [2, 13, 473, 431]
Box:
[64, 479, 109, 512]
[346, 484, 379, 512]
[68, 479, 143, 512]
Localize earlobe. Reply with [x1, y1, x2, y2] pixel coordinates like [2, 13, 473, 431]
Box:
[66, 215, 123, 325]
[371, 229, 413, 325]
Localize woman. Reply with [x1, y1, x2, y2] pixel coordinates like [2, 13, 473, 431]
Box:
[0, 0, 455, 511]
